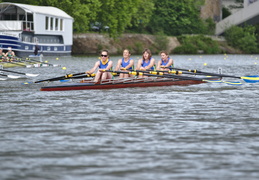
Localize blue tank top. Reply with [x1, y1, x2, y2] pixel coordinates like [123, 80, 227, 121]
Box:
[121, 58, 133, 70]
[99, 60, 110, 69]
[161, 58, 173, 68]
[142, 58, 154, 70]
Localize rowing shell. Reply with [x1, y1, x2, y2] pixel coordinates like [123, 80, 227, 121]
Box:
[40, 77, 216, 91]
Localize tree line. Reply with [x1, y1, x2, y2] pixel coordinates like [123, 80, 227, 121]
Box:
[2, 0, 211, 37]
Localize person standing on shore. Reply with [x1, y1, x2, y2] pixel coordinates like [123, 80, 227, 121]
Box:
[86, 50, 113, 83]
[115, 49, 134, 78]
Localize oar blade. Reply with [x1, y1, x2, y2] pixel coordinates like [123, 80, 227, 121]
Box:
[26, 65, 34, 68]
[202, 79, 242, 86]
[224, 81, 243, 86]
[202, 80, 223, 83]
[0, 77, 7, 81]
[25, 73, 39, 77]
[241, 75, 259, 83]
[8, 75, 21, 79]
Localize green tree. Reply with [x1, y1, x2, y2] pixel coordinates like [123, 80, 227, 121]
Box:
[147, 0, 207, 36]
[96, 0, 142, 37]
[36, 0, 101, 32]
[225, 25, 258, 53]
[129, 0, 155, 33]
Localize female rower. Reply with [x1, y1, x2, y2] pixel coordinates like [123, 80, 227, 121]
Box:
[86, 50, 113, 83]
[5, 47, 16, 61]
[157, 50, 174, 71]
[136, 48, 155, 77]
[115, 49, 134, 78]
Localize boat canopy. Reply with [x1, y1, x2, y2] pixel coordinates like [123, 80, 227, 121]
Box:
[0, 2, 73, 19]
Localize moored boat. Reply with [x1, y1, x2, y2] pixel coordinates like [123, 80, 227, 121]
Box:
[0, 61, 40, 68]
[40, 77, 215, 91]
[0, 2, 73, 57]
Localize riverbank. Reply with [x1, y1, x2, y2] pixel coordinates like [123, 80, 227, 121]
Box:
[72, 33, 240, 55]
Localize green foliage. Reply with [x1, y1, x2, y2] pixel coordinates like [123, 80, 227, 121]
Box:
[95, 0, 142, 38]
[173, 44, 198, 54]
[2, 0, 216, 40]
[154, 34, 169, 52]
[133, 42, 143, 55]
[147, 0, 208, 36]
[129, 0, 155, 33]
[173, 35, 221, 54]
[225, 25, 259, 53]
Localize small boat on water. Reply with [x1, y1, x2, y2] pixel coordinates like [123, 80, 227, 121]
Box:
[40, 76, 215, 91]
[0, 2, 73, 57]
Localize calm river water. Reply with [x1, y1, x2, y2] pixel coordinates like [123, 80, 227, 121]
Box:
[0, 54, 259, 180]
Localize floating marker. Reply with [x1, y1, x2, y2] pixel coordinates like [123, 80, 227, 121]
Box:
[62, 67, 67, 70]
[203, 63, 207, 66]
[56, 57, 59, 60]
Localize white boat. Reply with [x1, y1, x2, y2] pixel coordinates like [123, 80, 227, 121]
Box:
[0, 2, 73, 56]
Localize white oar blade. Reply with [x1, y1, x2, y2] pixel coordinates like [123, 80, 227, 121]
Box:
[8, 75, 21, 79]
[34, 64, 41, 68]
[26, 65, 33, 68]
[25, 73, 39, 77]
[0, 77, 7, 81]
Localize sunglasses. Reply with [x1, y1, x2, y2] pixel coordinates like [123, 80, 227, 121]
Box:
[101, 54, 108, 57]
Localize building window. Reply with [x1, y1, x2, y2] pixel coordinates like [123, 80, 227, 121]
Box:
[55, 18, 59, 31]
[50, 17, 54, 30]
[60, 19, 63, 31]
[45, 17, 49, 30]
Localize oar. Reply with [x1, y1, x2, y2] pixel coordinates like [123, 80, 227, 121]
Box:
[105, 70, 216, 81]
[3, 61, 27, 67]
[22, 58, 61, 67]
[34, 72, 94, 83]
[59, 74, 96, 82]
[145, 69, 242, 85]
[107, 70, 242, 85]
[0, 77, 7, 81]
[147, 69, 204, 76]
[0, 69, 39, 77]
[167, 67, 259, 83]
[0, 73, 21, 79]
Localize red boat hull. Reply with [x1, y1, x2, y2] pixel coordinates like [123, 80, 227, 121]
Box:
[40, 78, 208, 91]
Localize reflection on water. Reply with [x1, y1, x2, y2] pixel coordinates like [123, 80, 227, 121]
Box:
[0, 55, 259, 180]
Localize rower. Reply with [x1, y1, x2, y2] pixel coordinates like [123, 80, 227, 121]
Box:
[114, 49, 134, 78]
[157, 50, 174, 71]
[0, 48, 6, 62]
[86, 50, 113, 83]
[136, 48, 156, 77]
[5, 47, 16, 61]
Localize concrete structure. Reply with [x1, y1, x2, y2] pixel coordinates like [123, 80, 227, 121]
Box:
[216, 0, 259, 35]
